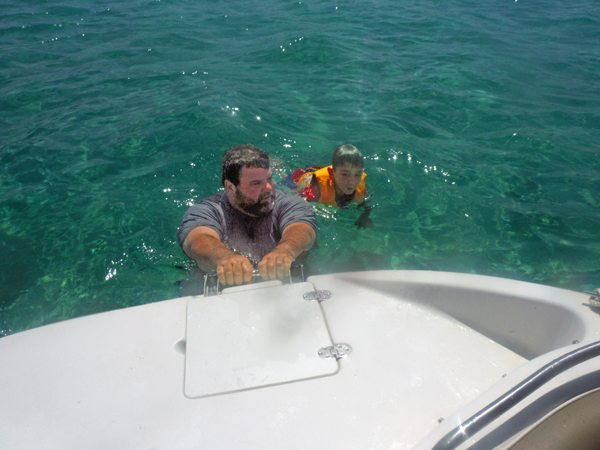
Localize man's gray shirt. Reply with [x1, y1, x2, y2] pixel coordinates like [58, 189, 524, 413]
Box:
[178, 190, 317, 266]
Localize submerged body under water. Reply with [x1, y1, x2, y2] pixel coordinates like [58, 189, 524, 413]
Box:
[1, 0, 600, 336]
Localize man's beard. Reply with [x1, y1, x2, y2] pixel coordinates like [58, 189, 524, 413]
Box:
[234, 189, 275, 217]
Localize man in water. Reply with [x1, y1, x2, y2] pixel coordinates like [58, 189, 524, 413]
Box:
[178, 144, 317, 286]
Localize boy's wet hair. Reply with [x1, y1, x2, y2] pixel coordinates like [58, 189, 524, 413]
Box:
[221, 144, 270, 186]
[332, 144, 364, 169]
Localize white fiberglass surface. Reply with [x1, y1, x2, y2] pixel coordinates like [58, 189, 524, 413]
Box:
[184, 282, 338, 398]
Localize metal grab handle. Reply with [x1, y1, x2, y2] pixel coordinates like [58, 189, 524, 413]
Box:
[203, 264, 304, 297]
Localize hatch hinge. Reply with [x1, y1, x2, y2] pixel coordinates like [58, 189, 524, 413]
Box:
[318, 344, 352, 360]
[303, 290, 332, 302]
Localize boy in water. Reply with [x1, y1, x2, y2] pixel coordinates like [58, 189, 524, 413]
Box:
[292, 144, 373, 228]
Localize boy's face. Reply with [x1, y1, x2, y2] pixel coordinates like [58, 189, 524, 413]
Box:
[331, 163, 364, 196]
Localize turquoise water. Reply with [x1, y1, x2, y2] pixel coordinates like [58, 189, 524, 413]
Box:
[1, 0, 600, 336]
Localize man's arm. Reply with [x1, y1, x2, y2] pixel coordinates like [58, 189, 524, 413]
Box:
[182, 226, 254, 286]
[258, 222, 316, 280]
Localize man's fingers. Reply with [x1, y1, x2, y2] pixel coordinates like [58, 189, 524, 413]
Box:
[258, 259, 268, 281]
[225, 262, 235, 285]
[217, 256, 254, 285]
[242, 260, 254, 283]
[216, 265, 226, 285]
[231, 258, 254, 285]
[258, 253, 292, 280]
[233, 262, 244, 285]
[260, 256, 277, 280]
[267, 255, 277, 280]
[217, 262, 235, 285]
[277, 255, 291, 279]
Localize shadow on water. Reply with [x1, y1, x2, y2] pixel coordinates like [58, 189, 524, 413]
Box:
[0, 232, 40, 311]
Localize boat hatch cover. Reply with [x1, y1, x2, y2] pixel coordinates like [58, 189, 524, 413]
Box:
[184, 282, 338, 398]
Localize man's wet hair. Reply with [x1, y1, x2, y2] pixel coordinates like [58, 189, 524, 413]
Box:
[332, 144, 364, 169]
[222, 144, 270, 186]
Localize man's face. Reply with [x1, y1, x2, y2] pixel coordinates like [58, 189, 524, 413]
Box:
[228, 166, 275, 217]
[331, 163, 364, 196]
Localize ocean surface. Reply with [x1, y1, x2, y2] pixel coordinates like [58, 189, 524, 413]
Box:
[1, 0, 600, 337]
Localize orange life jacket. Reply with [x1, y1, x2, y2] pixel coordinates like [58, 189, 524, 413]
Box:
[298, 166, 367, 208]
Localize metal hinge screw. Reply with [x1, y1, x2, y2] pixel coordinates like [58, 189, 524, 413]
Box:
[303, 290, 332, 302]
[318, 344, 352, 360]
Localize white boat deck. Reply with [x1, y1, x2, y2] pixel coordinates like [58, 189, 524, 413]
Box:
[1, 271, 598, 449]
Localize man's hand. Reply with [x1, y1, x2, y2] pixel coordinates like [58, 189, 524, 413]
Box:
[216, 254, 254, 286]
[183, 226, 254, 286]
[183, 222, 314, 286]
[258, 249, 294, 281]
[257, 222, 315, 281]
